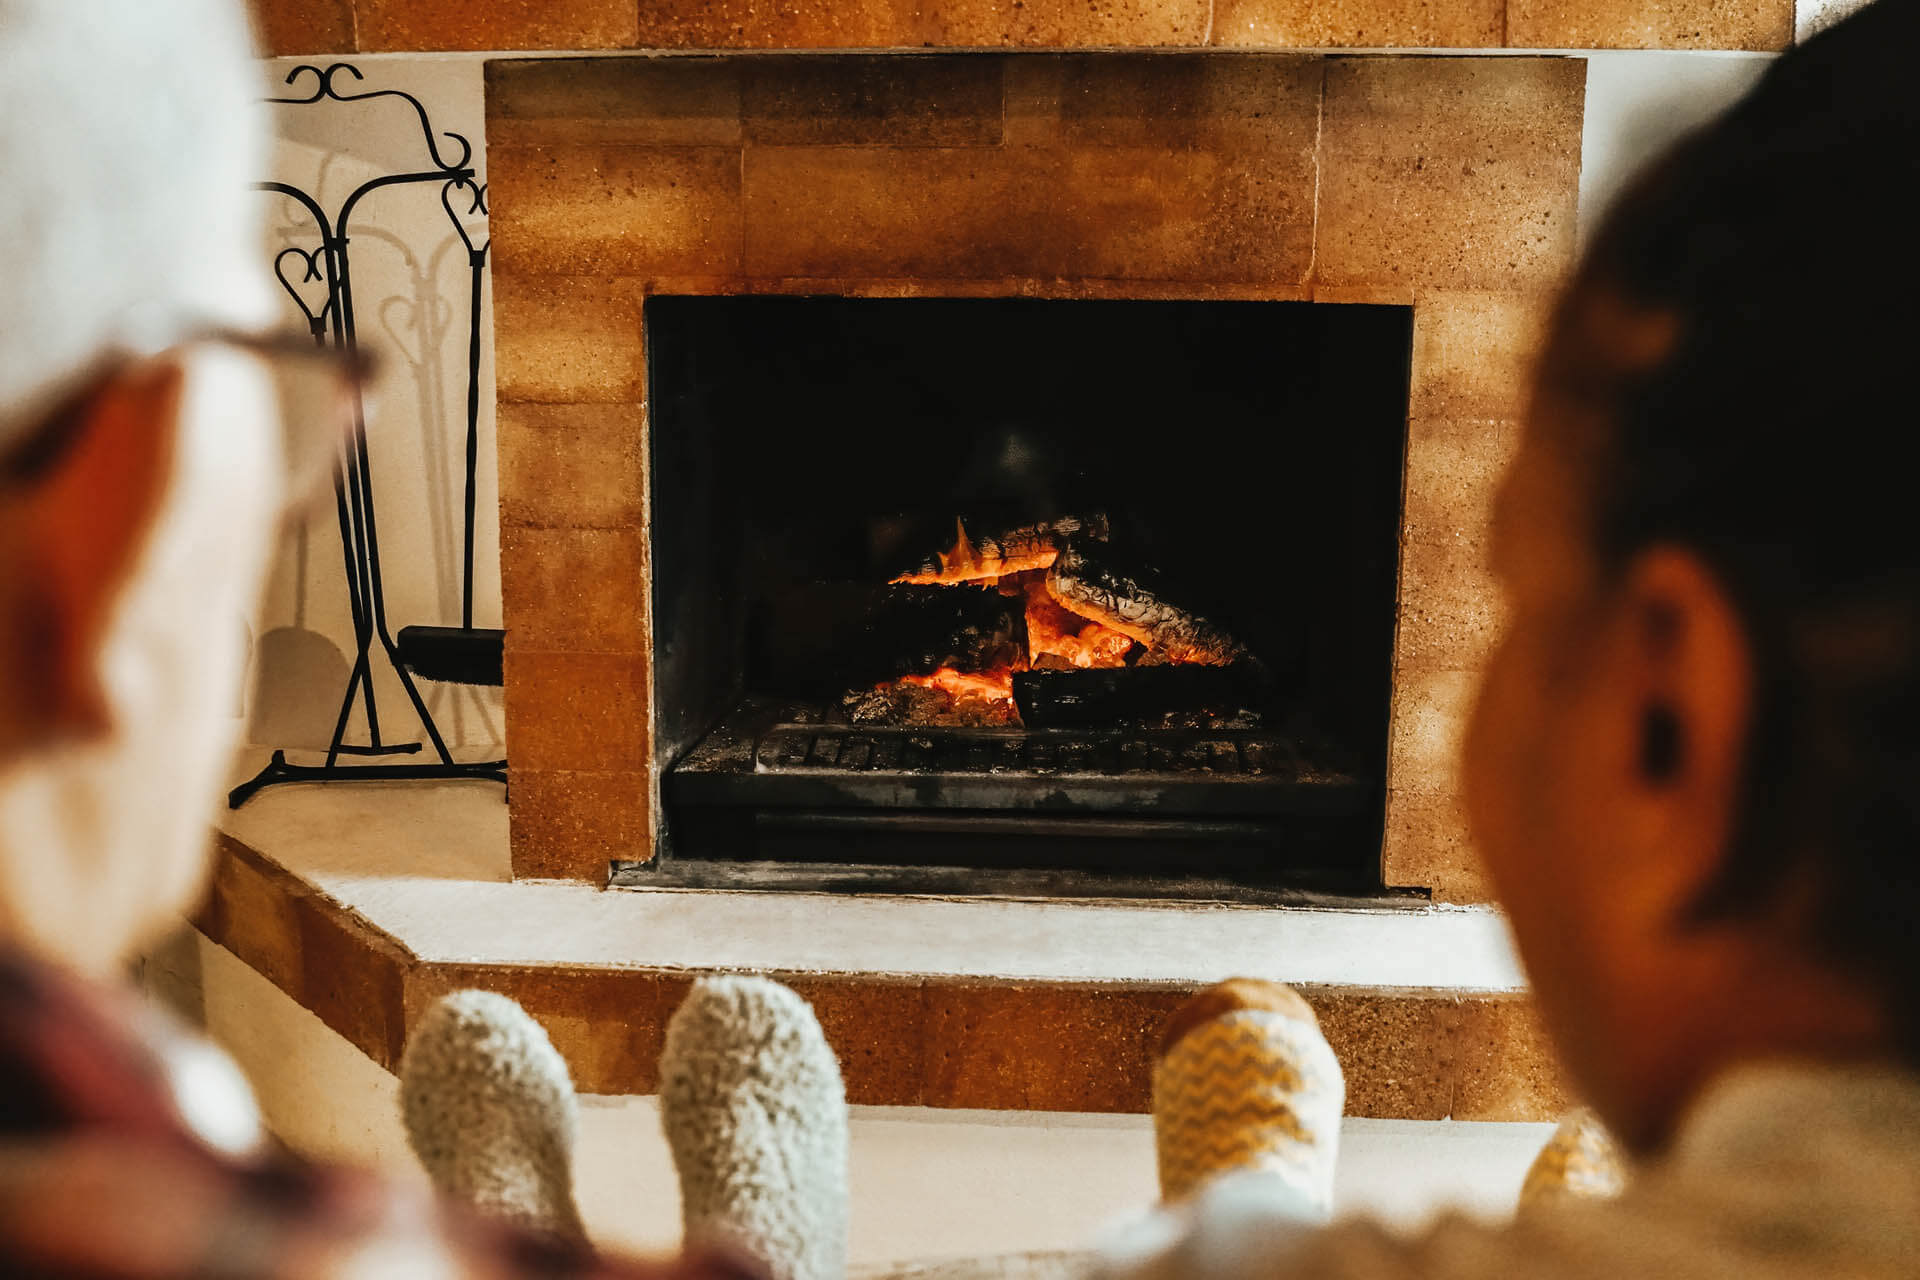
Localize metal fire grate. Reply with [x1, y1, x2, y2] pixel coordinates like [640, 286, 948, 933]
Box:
[669, 702, 1366, 820]
[755, 724, 1316, 779]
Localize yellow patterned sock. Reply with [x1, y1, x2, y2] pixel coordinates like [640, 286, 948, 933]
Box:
[1152, 979, 1344, 1213]
[1517, 1107, 1627, 1215]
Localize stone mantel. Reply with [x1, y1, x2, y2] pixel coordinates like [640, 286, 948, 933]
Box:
[250, 0, 1795, 55]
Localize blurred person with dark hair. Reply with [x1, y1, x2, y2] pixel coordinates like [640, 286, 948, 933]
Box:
[1106, 1, 1920, 1276]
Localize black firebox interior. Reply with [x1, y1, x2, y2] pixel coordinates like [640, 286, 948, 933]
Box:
[640, 296, 1412, 898]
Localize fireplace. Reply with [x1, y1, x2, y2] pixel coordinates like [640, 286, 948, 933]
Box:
[488, 51, 1585, 899]
[639, 295, 1412, 895]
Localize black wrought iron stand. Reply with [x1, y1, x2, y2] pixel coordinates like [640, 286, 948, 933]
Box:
[231, 63, 506, 807]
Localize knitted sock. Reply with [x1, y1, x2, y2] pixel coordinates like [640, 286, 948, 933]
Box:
[1517, 1107, 1627, 1215]
[398, 990, 586, 1242]
[660, 977, 849, 1280]
[1152, 979, 1345, 1215]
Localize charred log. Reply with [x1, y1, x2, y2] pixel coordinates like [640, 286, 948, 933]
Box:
[1013, 665, 1267, 729]
[1044, 543, 1245, 666]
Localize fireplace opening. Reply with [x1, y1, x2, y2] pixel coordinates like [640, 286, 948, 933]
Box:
[640, 296, 1412, 898]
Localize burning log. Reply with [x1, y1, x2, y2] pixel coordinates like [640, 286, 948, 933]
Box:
[1012, 665, 1264, 729]
[1044, 544, 1245, 666]
[893, 513, 1109, 585]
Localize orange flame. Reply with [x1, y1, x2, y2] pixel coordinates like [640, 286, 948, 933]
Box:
[892, 518, 1060, 586]
[899, 665, 1018, 705]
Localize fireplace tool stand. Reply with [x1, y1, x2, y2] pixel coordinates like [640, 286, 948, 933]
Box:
[230, 63, 507, 808]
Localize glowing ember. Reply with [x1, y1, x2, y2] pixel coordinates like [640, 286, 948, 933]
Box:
[899, 664, 1017, 705]
[1021, 580, 1133, 669]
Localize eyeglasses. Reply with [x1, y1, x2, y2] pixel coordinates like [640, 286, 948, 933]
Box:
[0, 328, 377, 525]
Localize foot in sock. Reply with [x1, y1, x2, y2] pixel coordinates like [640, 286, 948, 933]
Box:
[1152, 978, 1345, 1216]
[398, 989, 586, 1242]
[1517, 1107, 1627, 1215]
[660, 976, 848, 1280]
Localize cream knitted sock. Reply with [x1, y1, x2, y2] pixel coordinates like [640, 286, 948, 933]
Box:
[398, 989, 586, 1242]
[1152, 979, 1344, 1215]
[660, 976, 849, 1280]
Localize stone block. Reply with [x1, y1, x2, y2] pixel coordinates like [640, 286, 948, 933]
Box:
[1210, 0, 1503, 47]
[500, 526, 649, 653]
[498, 402, 647, 530]
[492, 274, 646, 403]
[506, 769, 654, 880]
[486, 57, 744, 146]
[743, 55, 1005, 147]
[488, 144, 743, 277]
[1316, 56, 1585, 290]
[1387, 665, 1479, 797]
[1509, 0, 1792, 49]
[248, 0, 355, 54]
[353, 0, 638, 50]
[502, 649, 651, 772]
[1382, 788, 1492, 901]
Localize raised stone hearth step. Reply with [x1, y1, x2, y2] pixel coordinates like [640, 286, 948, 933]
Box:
[203, 768, 1566, 1120]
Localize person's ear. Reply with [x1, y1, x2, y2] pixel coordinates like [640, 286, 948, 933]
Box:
[0, 362, 182, 755]
[1617, 545, 1754, 911]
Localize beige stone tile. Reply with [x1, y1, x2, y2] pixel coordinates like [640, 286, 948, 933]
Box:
[632, 0, 914, 48]
[921, 984, 1186, 1112]
[352, 0, 638, 50]
[784, 978, 930, 1106]
[1397, 533, 1504, 674]
[488, 144, 742, 277]
[1211, 0, 1502, 47]
[501, 526, 649, 652]
[499, 403, 647, 530]
[1050, 54, 1323, 151]
[913, 0, 1211, 46]
[296, 891, 412, 1067]
[1056, 147, 1318, 283]
[1382, 788, 1492, 901]
[1387, 665, 1479, 797]
[408, 964, 682, 1093]
[1509, 0, 1792, 49]
[1397, 416, 1518, 672]
[744, 140, 1315, 284]
[485, 57, 743, 147]
[1411, 290, 1549, 421]
[744, 146, 1042, 279]
[249, 0, 355, 54]
[195, 836, 307, 997]
[1313, 283, 1415, 305]
[503, 650, 651, 772]
[744, 55, 1005, 147]
[1309, 992, 1457, 1119]
[492, 274, 646, 404]
[1452, 997, 1572, 1120]
[1316, 57, 1586, 290]
[507, 769, 653, 881]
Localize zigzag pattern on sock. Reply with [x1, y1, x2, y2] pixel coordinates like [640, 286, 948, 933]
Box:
[1154, 1009, 1344, 1211]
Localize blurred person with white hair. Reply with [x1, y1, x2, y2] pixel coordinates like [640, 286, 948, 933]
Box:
[0, 3, 773, 1275]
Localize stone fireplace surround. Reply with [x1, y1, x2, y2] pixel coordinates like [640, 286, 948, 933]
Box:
[490, 50, 1585, 899]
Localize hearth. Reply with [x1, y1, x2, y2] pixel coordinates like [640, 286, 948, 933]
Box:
[637, 295, 1412, 895]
